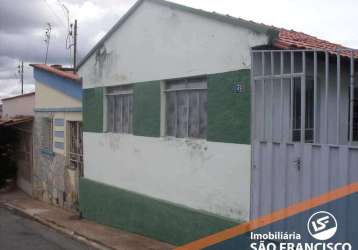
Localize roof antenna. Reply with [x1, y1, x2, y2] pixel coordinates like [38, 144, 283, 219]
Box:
[44, 23, 52, 64]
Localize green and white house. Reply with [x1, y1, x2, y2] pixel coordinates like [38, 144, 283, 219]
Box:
[77, 0, 274, 245]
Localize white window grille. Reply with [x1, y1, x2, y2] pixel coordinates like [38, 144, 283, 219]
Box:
[106, 85, 133, 133]
[41, 117, 53, 151]
[165, 77, 207, 138]
[68, 121, 83, 176]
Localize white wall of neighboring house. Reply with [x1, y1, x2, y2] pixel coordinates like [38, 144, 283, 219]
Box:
[34, 81, 81, 110]
[2, 93, 35, 118]
[34, 81, 83, 156]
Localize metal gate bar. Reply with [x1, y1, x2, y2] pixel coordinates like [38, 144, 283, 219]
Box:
[250, 48, 357, 219]
[251, 48, 356, 145]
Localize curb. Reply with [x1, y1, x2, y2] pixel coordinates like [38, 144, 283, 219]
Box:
[1, 202, 114, 250]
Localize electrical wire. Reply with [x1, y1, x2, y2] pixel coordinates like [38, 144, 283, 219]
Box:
[55, 0, 74, 63]
[42, 0, 67, 29]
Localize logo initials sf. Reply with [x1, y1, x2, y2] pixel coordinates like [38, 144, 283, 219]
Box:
[307, 211, 338, 241]
[311, 215, 330, 233]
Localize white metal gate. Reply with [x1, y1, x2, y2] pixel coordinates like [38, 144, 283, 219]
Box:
[250, 48, 358, 219]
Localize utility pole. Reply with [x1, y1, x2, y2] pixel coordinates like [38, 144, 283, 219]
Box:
[17, 61, 24, 95]
[73, 19, 77, 72]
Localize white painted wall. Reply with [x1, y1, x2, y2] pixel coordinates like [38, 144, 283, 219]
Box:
[84, 132, 251, 221]
[35, 81, 81, 109]
[2, 93, 35, 118]
[78, 0, 268, 89]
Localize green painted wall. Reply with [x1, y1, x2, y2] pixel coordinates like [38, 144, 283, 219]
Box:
[82, 71, 251, 143]
[133, 81, 161, 137]
[207, 69, 251, 144]
[83, 87, 103, 132]
[79, 178, 239, 246]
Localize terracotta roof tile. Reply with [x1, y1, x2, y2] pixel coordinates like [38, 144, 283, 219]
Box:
[274, 28, 358, 58]
[30, 64, 82, 82]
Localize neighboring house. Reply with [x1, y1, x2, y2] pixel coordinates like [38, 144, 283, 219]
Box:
[2, 92, 35, 118]
[77, 0, 358, 245]
[1, 92, 35, 195]
[0, 104, 3, 118]
[30, 64, 83, 211]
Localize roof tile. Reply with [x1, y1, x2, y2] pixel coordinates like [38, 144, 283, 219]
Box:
[30, 64, 82, 82]
[274, 28, 358, 58]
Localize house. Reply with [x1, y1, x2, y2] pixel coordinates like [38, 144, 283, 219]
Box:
[30, 64, 83, 211]
[0, 104, 3, 118]
[77, 0, 267, 245]
[2, 92, 35, 118]
[1, 92, 35, 195]
[77, 0, 358, 245]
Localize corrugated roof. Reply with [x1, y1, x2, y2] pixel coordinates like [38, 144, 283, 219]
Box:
[2, 92, 35, 102]
[0, 116, 33, 127]
[30, 64, 81, 82]
[275, 28, 358, 58]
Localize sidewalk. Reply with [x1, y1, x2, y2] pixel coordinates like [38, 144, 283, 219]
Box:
[0, 189, 174, 250]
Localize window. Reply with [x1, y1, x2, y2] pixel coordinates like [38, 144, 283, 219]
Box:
[41, 117, 53, 151]
[54, 118, 65, 150]
[106, 85, 133, 133]
[68, 121, 83, 176]
[292, 77, 314, 142]
[165, 77, 207, 138]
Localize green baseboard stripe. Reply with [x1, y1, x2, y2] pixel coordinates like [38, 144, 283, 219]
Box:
[79, 178, 239, 245]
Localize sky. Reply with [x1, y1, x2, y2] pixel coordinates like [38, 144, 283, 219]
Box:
[0, 0, 357, 100]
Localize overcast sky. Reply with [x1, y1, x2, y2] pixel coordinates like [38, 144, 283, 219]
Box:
[1, 0, 357, 100]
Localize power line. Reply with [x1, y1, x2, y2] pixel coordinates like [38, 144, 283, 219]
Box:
[42, 0, 67, 29]
[57, 0, 70, 28]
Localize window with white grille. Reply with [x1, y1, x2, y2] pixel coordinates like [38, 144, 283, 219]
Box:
[106, 85, 133, 133]
[68, 121, 83, 176]
[165, 77, 207, 138]
[41, 117, 53, 151]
